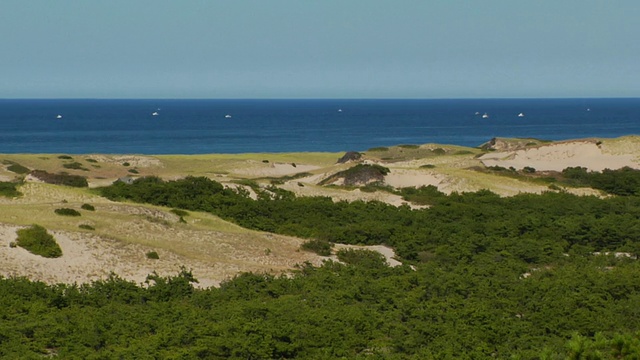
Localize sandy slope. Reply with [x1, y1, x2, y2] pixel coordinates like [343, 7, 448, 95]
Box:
[479, 139, 640, 171]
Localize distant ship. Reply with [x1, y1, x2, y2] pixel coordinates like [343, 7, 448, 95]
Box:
[225, 114, 232, 119]
[518, 113, 525, 117]
[482, 113, 489, 119]
[338, 109, 343, 112]
[152, 111, 159, 116]
[56, 115, 63, 119]
[474, 111, 480, 115]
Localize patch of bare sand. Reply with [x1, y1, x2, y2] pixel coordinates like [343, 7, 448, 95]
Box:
[0, 223, 326, 288]
[384, 168, 444, 188]
[479, 140, 640, 172]
[86, 155, 163, 168]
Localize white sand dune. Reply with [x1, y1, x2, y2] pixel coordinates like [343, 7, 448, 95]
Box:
[479, 140, 640, 172]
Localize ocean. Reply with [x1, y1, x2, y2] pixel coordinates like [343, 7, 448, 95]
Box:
[0, 98, 638, 154]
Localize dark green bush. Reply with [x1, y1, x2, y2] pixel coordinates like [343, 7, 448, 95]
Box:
[7, 163, 30, 174]
[170, 209, 189, 217]
[336, 248, 388, 269]
[57, 155, 73, 160]
[79, 224, 95, 230]
[128, 169, 139, 174]
[300, 239, 333, 256]
[398, 144, 419, 149]
[81, 203, 95, 211]
[146, 251, 160, 259]
[63, 162, 88, 171]
[16, 225, 62, 258]
[122, 162, 130, 167]
[0, 182, 21, 197]
[85, 158, 98, 163]
[367, 146, 389, 151]
[55, 208, 81, 217]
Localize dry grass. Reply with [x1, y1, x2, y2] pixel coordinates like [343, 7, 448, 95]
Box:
[0, 182, 323, 288]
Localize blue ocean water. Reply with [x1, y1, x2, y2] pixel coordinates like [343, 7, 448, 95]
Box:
[0, 98, 638, 154]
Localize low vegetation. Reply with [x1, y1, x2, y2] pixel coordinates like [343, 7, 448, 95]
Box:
[6, 162, 30, 174]
[0, 182, 21, 197]
[2, 150, 640, 357]
[15, 224, 62, 258]
[481, 165, 640, 196]
[62, 162, 89, 171]
[54, 208, 81, 217]
[319, 164, 390, 186]
[80, 203, 95, 211]
[29, 170, 88, 187]
[300, 239, 333, 256]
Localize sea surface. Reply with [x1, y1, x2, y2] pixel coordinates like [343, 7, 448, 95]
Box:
[0, 98, 638, 154]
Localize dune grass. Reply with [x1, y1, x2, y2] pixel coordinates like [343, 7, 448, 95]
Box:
[16, 224, 62, 258]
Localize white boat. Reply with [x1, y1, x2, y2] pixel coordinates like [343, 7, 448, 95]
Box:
[56, 115, 63, 119]
[152, 111, 159, 116]
[518, 113, 525, 117]
[482, 113, 489, 119]
[225, 114, 232, 119]
[474, 111, 480, 115]
[338, 109, 343, 112]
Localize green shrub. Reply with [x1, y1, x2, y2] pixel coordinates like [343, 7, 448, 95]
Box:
[63, 162, 88, 171]
[146, 251, 160, 259]
[320, 164, 391, 186]
[420, 164, 436, 169]
[7, 163, 30, 174]
[85, 158, 98, 163]
[300, 239, 333, 256]
[336, 248, 388, 269]
[398, 144, 419, 149]
[0, 182, 21, 197]
[453, 150, 474, 155]
[16, 225, 62, 258]
[54, 208, 81, 217]
[128, 169, 139, 174]
[367, 146, 389, 152]
[431, 148, 446, 155]
[81, 203, 95, 211]
[57, 155, 73, 160]
[79, 224, 95, 230]
[170, 208, 189, 217]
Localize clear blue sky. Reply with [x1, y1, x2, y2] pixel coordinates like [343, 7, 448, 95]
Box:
[1, 1, 638, 98]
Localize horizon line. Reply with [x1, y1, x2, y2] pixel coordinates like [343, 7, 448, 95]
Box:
[1, 96, 639, 101]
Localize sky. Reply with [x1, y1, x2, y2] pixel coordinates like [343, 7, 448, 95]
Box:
[0, 1, 638, 99]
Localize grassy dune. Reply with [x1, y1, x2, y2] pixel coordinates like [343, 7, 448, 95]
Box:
[1, 136, 639, 286]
